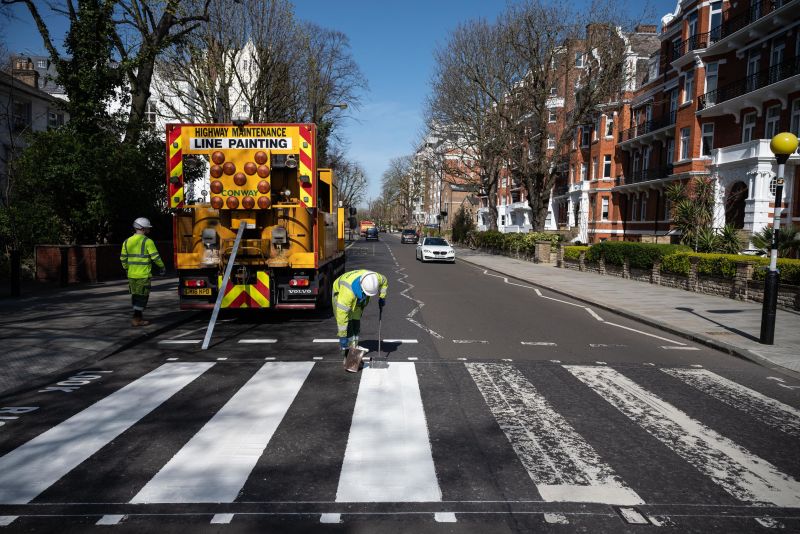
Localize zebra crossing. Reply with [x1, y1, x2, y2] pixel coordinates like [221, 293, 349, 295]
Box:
[0, 359, 798, 527]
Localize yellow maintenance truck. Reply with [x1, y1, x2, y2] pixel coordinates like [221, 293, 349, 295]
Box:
[166, 123, 346, 310]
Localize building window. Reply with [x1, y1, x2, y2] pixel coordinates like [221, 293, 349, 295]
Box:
[547, 134, 556, 149]
[664, 197, 672, 221]
[680, 127, 691, 160]
[581, 127, 590, 147]
[144, 100, 158, 124]
[765, 105, 781, 139]
[666, 138, 675, 166]
[704, 62, 718, 104]
[591, 157, 597, 180]
[580, 162, 588, 181]
[701, 123, 714, 157]
[548, 109, 557, 123]
[601, 198, 609, 220]
[683, 71, 694, 104]
[603, 155, 612, 178]
[605, 116, 614, 137]
[791, 99, 800, 141]
[593, 117, 600, 141]
[640, 194, 648, 220]
[742, 112, 757, 142]
[631, 196, 638, 220]
[37, 59, 47, 69]
[709, 1, 722, 39]
[575, 51, 585, 67]
[549, 86, 558, 96]
[12, 100, 31, 130]
[48, 111, 64, 129]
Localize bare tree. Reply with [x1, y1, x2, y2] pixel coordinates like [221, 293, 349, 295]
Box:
[329, 148, 367, 209]
[381, 155, 420, 224]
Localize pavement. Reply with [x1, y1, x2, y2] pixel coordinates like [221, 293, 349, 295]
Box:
[1, 247, 799, 398]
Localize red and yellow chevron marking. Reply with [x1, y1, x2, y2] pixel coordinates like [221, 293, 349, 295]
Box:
[167, 126, 185, 208]
[298, 126, 314, 208]
[218, 271, 270, 308]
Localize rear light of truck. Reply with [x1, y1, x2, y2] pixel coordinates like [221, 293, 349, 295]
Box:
[289, 278, 310, 287]
[184, 279, 207, 288]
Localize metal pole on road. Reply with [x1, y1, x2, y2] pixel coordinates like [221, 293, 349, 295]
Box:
[760, 132, 799, 345]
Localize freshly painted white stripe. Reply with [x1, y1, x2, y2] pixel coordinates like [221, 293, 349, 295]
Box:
[313, 339, 339, 343]
[238, 339, 278, 344]
[434, 512, 457, 522]
[603, 322, 685, 345]
[452, 340, 488, 344]
[585, 308, 604, 322]
[132, 362, 314, 503]
[0, 517, 17, 526]
[336, 362, 441, 502]
[521, 342, 557, 346]
[660, 346, 700, 351]
[0, 362, 213, 504]
[210, 513, 234, 524]
[96, 515, 125, 525]
[382, 339, 418, 343]
[567, 365, 800, 507]
[619, 507, 649, 525]
[662, 368, 800, 438]
[158, 339, 202, 344]
[319, 513, 341, 523]
[466, 363, 642, 505]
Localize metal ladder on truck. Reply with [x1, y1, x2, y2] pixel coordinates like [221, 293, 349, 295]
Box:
[201, 223, 247, 350]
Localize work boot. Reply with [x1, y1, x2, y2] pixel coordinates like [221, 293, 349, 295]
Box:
[132, 311, 150, 327]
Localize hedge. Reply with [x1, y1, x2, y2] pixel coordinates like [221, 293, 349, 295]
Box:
[749, 257, 800, 286]
[586, 242, 690, 269]
[660, 253, 800, 286]
[470, 231, 561, 253]
[563, 246, 589, 261]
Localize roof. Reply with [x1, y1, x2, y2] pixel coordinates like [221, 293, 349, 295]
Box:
[0, 70, 63, 103]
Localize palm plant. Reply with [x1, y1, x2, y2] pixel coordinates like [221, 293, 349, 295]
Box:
[666, 178, 715, 252]
[751, 225, 800, 258]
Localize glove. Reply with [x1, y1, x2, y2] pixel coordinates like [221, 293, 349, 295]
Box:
[379, 298, 385, 310]
[339, 337, 349, 350]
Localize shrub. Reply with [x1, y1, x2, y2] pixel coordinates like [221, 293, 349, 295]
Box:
[586, 241, 689, 269]
[659, 253, 800, 286]
[563, 246, 589, 261]
[661, 253, 691, 276]
[751, 258, 800, 286]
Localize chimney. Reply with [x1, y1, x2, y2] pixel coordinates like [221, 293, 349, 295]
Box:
[635, 24, 657, 34]
[11, 56, 40, 89]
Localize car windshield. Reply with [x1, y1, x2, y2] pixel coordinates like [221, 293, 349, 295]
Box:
[424, 238, 448, 246]
[403, 230, 415, 235]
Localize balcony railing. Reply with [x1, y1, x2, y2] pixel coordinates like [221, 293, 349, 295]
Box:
[621, 166, 672, 185]
[553, 185, 569, 196]
[671, 31, 711, 61]
[717, 0, 785, 41]
[618, 110, 677, 143]
[699, 56, 800, 110]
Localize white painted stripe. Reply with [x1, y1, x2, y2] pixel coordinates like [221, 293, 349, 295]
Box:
[457, 357, 467, 361]
[452, 340, 488, 344]
[567, 365, 800, 507]
[407, 357, 418, 361]
[434, 512, 457, 522]
[0, 516, 17, 526]
[585, 308, 604, 322]
[336, 362, 441, 502]
[319, 513, 341, 523]
[96, 515, 125, 525]
[502, 358, 513, 362]
[166, 357, 179, 361]
[407, 318, 444, 339]
[0, 363, 213, 504]
[382, 339, 418, 343]
[521, 342, 557, 346]
[158, 339, 202, 344]
[210, 513, 234, 524]
[549, 360, 562, 363]
[544, 512, 569, 524]
[589, 344, 624, 348]
[238, 339, 278, 344]
[465, 363, 642, 505]
[132, 362, 314, 503]
[660, 346, 700, 351]
[603, 322, 685, 345]
[619, 507, 648, 525]
[264, 357, 276, 360]
[313, 339, 339, 343]
[661, 368, 800, 438]
[216, 357, 228, 361]
[313, 356, 323, 360]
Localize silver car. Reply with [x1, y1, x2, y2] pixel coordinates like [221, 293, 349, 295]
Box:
[416, 237, 455, 263]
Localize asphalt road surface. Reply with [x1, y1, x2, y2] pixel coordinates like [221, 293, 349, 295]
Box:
[1, 233, 799, 533]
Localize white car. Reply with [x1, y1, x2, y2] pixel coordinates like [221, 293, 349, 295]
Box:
[416, 237, 456, 263]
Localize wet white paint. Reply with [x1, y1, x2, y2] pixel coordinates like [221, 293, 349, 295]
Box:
[96, 515, 125, 525]
[336, 362, 441, 502]
[662, 368, 800, 438]
[210, 513, 234, 524]
[567, 365, 800, 507]
[131, 362, 313, 503]
[0, 517, 17, 526]
[319, 513, 341, 523]
[0, 362, 213, 504]
[466, 363, 642, 505]
[434, 512, 457, 522]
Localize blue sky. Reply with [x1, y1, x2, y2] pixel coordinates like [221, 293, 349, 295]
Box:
[3, 0, 678, 201]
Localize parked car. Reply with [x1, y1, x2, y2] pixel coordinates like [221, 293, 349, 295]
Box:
[416, 237, 455, 263]
[365, 227, 379, 241]
[401, 229, 419, 244]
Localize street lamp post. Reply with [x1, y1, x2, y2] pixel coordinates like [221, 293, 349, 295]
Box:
[760, 132, 799, 345]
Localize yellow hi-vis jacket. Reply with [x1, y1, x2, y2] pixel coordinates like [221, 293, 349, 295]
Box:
[121, 233, 165, 279]
[332, 269, 388, 337]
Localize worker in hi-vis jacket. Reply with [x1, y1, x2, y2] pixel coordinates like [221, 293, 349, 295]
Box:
[332, 269, 388, 368]
[121, 217, 165, 327]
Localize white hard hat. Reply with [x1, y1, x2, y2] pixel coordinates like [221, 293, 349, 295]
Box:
[133, 217, 152, 230]
[361, 272, 379, 296]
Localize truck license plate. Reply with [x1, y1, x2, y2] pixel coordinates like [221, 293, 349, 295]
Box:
[184, 288, 211, 296]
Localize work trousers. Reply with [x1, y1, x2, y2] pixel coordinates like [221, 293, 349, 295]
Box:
[128, 277, 151, 312]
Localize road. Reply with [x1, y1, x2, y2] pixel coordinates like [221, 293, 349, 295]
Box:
[1, 233, 799, 533]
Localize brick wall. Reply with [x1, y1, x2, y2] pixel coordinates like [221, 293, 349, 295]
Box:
[36, 242, 173, 284]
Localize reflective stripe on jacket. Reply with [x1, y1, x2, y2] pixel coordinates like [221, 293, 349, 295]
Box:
[332, 269, 388, 337]
[121, 234, 165, 279]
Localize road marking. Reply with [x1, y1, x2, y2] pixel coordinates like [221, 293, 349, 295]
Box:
[216, 357, 228, 361]
[755, 517, 784, 528]
[313, 356, 324, 360]
[544, 512, 569, 524]
[382, 339, 418, 343]
[567, 365, 800, 507]
[767, 376, 800, 390]
[336, 362, 441, 502]
[320, 513, 341, 523]
[521, 342, 557, 346]
[452, 340, 488, 344]
[96, 515, 125, 525]
[589, 344, 625, 348]
[158, 339, 202, 344]
[238, 339, 278, 344]
[466, 363, 642, 505]
[690, 364, 703, 368]
[408, 318, 444, 339]
[313, 339, 339, 343]
[434, 512, 457, 522]
[595, 361, 607, 365]
[603, 322, 685, 345]
[0, 363, 214, 504]
[457, 357, 467, 361]
[662, 368, 800, 438]
[618, 507, 649, 525]
[549, 360, 562, 363]
[210, 513, 234, 524]
[131, 362, 313, 503]
[502, 358, 513, 362]
[660, 346, 700, 351]
[166, 357, 179, 361]
[585, 308, 604, 322]
[0, 517, 17, 526]
[264, 357, 276, 361]
[407, 357, 418, 361]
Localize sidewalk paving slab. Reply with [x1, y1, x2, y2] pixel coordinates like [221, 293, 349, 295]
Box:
[456, 247, 800, 376]
[0, 277, 200, 398]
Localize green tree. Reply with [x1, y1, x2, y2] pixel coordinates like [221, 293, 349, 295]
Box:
[751, 224, 800, 258]
[451, 206, 475, 243]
